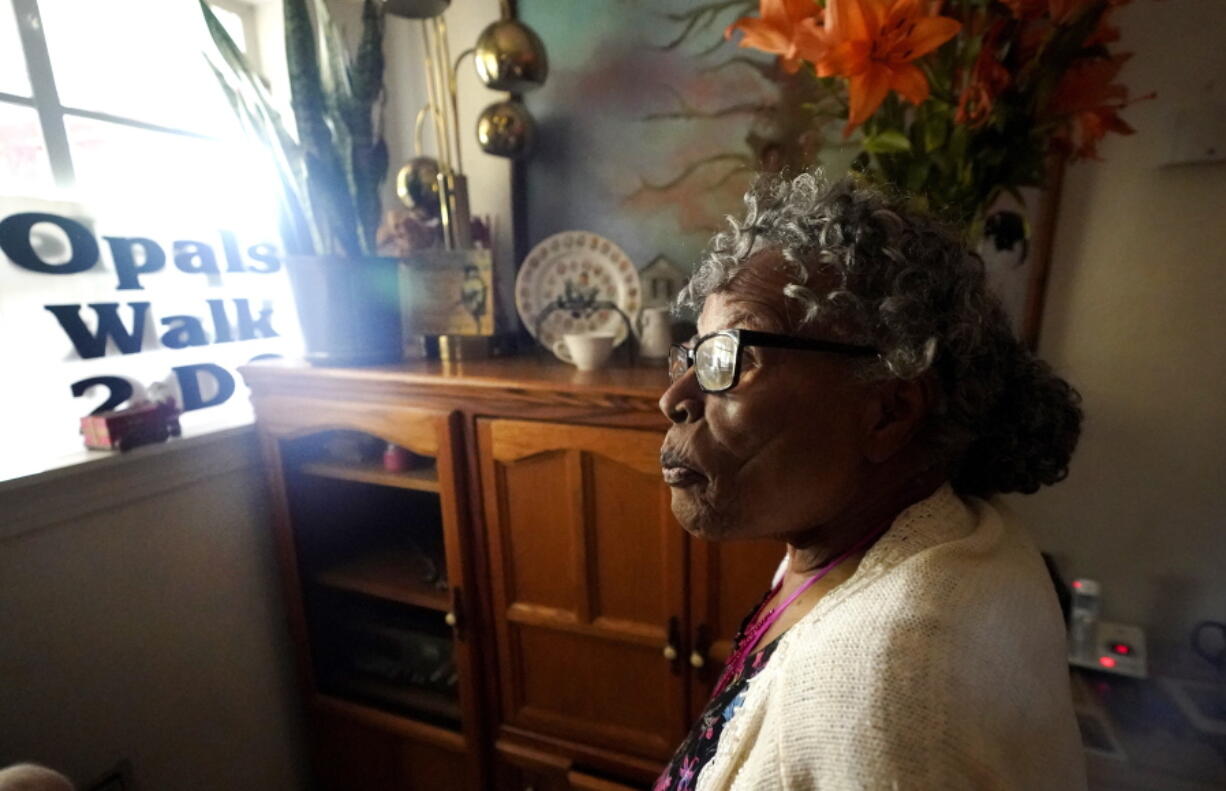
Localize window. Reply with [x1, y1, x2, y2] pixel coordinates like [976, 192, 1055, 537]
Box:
[0, 0, 298, 480]
[0, 0, 29, 97]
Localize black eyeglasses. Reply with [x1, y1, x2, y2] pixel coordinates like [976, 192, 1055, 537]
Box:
[668, 329, 879, 393]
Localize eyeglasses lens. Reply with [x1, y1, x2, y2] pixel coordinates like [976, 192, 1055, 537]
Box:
[696, 334, 737, 391]
[668, 346, 690, 383]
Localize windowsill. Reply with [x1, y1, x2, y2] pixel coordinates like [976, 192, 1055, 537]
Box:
[1, 410, 254, 482]
[1, 419, 262, 541]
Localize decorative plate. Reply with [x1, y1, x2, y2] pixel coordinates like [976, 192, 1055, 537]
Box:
[516, 231, 641, 360]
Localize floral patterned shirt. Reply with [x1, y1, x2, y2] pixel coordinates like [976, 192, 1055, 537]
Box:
[654, 592, 782, 791]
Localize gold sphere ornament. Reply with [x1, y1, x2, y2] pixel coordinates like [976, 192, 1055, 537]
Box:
[382, 0, 449, 19]
[474, 19, 549, 93]
[476, 100, 537, 160]
[395, 156, 442, 216]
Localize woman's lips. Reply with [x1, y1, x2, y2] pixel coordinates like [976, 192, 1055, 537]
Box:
[660, 450, 707, 487]
[662, 465, 706, 487]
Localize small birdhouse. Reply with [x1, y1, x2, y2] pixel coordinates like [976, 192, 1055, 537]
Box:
[640, 255, 690, 309]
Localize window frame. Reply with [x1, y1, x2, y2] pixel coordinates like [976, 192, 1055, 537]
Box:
[1, 0, 261, 191]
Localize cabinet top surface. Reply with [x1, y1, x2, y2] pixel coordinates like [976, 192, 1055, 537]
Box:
[241, 355, 672, 406]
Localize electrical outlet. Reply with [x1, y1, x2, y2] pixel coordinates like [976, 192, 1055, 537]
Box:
[1069, 620, 1148, 678]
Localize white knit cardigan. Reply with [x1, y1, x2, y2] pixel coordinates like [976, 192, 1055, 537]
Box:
[694, 483, 1087, 791]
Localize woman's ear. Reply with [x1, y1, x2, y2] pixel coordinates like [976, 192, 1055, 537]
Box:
[861, 373, 937, 463]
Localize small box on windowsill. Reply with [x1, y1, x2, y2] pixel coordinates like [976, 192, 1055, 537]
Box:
[79, 399, 181, 452]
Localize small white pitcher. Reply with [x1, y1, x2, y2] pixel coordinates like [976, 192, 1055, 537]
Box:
[637, 307, 673, 359]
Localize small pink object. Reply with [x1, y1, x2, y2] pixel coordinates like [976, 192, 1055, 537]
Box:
[383, 443, 410, 472]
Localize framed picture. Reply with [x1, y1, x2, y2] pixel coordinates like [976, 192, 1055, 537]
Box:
[399, 249, 497, 337]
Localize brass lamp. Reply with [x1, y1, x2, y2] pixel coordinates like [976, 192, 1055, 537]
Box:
[476, 99, 536, 159]
[474, 19, 549, 93]
[385, 2, 550, 245]
[382, 0, 450, 19]
[384, 2, 549, 360]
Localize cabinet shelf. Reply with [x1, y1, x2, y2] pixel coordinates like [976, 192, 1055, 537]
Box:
[315, 548, 450, 612]
[299, 459, 440, 493]
[325, 672, 461, 725]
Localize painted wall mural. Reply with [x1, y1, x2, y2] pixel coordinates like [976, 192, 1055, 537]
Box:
[521, 0, 791, 274]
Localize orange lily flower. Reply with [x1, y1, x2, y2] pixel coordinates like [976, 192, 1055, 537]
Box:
[955, 22, 1010, 126]
[807, 0, 961, 136]
[1049, 54, 1149, 159]
[725, 0, 823, 74]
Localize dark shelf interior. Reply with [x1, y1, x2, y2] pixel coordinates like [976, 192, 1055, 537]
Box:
[279, 430, 459, 730]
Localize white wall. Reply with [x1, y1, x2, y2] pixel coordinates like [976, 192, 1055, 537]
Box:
[1007, 0, 1226, 645]
[0, 431, 307, 790]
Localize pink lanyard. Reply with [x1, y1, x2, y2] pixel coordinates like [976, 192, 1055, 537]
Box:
[713, 523, 889, 696]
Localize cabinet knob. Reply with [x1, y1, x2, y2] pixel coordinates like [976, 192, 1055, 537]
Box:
[446, 587, 465, 639]
[663, 615, 681, 664]
[689, 650, 706, 669]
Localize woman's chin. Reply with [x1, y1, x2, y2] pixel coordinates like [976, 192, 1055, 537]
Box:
[670, 488, 739, 541]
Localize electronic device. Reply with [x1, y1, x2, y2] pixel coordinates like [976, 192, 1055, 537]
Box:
[1066, 578, 1148, 678]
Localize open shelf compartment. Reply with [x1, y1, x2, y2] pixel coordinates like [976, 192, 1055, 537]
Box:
[315, 547, 450, 612]
[279, 428, 460, 731]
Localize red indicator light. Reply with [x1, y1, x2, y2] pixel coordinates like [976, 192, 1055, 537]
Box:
[1073, 581, 1083, 589]
[1113, 643, 1131, 655]
[1099, 656, 1117, 669]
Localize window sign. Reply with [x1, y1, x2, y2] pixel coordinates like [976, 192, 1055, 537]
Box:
[0, 0, 301, 479]
[0, 194, 300, 479]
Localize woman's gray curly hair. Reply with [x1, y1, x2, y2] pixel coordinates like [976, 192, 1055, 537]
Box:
[677, 171, 1082, 498]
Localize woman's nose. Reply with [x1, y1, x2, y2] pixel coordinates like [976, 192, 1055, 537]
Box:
[659, 369, 704, 424]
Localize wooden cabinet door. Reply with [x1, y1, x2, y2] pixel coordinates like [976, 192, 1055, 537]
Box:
[251, 396, 485, 788]
[478, 419, 688, 762]
[687, 539, 783, 720]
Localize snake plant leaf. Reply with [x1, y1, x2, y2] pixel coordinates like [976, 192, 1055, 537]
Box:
[310, 0, 386, 256]
[285, 0, 362, 257]
[349, 0, 386, 254]
[311, 0, 354, 108]
[308, 0, 361, 254]
[200, 0, 320, 255]
[353, 0, 384, 107]
[354, 136, 388, 254]
[207, 60, 314, 255]
[202, 0, 386, 260]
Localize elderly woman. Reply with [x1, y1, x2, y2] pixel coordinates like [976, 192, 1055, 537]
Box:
[656, 173, 1085, 789]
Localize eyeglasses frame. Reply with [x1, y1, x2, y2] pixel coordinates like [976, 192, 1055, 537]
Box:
[669, 328, 880, 393]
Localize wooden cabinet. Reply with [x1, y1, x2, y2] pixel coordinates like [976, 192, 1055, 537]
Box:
[243, 359, 781, 790]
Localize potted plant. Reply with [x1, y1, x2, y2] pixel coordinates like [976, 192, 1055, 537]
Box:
[722, 0, 1151, 229]
[201, 0, 399, 365]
